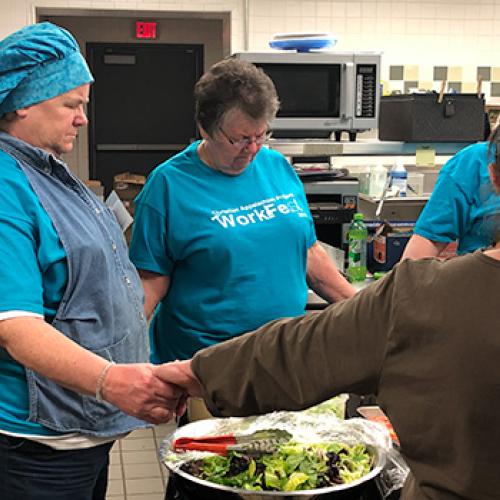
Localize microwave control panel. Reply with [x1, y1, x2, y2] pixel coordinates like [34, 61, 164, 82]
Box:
[355, 64, 377, 118]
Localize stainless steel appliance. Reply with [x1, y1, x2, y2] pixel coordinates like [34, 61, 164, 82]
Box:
[302, 176, 359, 249]
[268, 139, 359, 249]
[234, 51, 380, 140]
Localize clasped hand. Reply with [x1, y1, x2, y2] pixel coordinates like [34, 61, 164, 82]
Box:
[100, 360, 200, 424]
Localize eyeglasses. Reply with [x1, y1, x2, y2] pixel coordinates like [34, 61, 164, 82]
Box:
[218, 126, 272, 149]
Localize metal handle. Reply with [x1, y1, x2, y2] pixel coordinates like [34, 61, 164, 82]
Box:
[375, 174, 392, 219]
[340, 62, 355, 120]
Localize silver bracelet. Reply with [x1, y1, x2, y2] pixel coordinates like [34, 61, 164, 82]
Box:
[95, 361, 115, 402]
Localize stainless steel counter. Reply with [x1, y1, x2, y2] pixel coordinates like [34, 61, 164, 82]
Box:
[267, 138, 472, 157]
[358, 193, 428, 222]
[307, 279, 373, 310]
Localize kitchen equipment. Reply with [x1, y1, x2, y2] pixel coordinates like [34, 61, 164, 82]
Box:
[374, 174, 392, 219]
[234, 51, 380, 139]
[173, 429, 293, 455]
[368, 164, 388, 199]
[379, 93, 485, 142]
[407, 172, 424, 196]
[161, 412, 390, 500]
[365, 220, 415, 272]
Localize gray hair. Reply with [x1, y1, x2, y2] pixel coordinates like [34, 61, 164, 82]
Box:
[194, 58, 279, 135]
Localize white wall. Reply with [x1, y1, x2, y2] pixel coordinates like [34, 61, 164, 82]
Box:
[2, 0, 499, 176]
[2, 0, 500, 71]
[248, 0, 500, 68]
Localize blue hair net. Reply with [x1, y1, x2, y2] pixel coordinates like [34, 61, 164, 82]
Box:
[0, 22, 94, 116]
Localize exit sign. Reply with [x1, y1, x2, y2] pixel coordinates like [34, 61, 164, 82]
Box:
[136, 21, 157, 39]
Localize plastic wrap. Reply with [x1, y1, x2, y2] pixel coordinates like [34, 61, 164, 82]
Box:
[161, 410, 392, 471]
[377, 447, 410, 498]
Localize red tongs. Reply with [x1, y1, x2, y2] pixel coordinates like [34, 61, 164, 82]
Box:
[172, 429, 292, 455]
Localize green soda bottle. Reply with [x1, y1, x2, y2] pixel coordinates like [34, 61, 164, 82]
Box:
[347, 213, 368, 282]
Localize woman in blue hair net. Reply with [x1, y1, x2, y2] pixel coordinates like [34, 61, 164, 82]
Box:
[0, 23, 181, 500]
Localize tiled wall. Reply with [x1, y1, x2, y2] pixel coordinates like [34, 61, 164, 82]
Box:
[3, 0, 500, 89]
[248, 0, 500, 101]
[3, 0, 500, 175]
[248, 1, 500, 69]
[386, 64, 500, 98]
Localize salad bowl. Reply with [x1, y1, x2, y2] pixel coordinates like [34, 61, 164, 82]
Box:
[160, 412, 388, 499]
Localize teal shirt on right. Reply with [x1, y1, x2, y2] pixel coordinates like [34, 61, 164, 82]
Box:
[414, 142, 500, 254]
[130, 142, 316, 362]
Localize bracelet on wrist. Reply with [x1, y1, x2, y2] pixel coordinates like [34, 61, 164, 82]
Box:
[95, 361, 115, 402]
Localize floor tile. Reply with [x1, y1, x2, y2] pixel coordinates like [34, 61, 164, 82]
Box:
[125, 477, 164, 495]
[108, 464, 123, 480]
[121, 449, 159, 464]
[123, 462, 162, 479]
[106, 479, 124, 496]
[127, 427, 155, 439]
[153, 422, 176, 438]
[121, 438, 156, 452]
[127, 494, 164, 500]
[107, 425, 178, 498]
[109, 452, 122, 465]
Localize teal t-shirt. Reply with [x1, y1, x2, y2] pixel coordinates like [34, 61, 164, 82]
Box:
[130, 142, 316, 362]
[415, 142, 500, 254]
[0, 151, 67, 435]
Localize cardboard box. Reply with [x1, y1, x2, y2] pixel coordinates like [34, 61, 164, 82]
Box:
[113, 172, 146, 202]
[366, 221, 414, 272]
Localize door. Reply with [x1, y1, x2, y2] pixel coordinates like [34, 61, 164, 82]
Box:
[87, 43, 203, 194]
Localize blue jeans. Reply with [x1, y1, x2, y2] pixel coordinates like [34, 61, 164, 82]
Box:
[0, 433, 113, 500]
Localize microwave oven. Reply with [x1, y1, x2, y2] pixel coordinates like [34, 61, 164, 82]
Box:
[234, 51, 381, 140]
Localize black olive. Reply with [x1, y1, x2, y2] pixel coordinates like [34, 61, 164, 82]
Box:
[180, 459, 205, 477]
[228, 455, 251, 476]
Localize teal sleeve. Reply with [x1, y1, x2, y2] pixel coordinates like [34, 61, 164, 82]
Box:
[0, 162, 44, 314]
[414, 172, 469, 243]
[129, 172, 173, 276]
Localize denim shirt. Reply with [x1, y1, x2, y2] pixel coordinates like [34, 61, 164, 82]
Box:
[0, 132, 149, 437]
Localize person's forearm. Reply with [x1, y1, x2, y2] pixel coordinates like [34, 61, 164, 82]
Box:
[307, 243, 356, 302]
[138, 270, 170, 319]
[0, 317, 107, 396]
[186, 279, 390, 417]
[308, 268, 356, 303]
[401, 234, 448, 260]
[0, 316, 182, 424]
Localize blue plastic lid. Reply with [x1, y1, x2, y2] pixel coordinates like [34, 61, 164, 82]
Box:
[390, 170, 407, 178]
[269, 35, 337, 52]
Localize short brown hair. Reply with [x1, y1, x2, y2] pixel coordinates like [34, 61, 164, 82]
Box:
[194, 58, 279, 135]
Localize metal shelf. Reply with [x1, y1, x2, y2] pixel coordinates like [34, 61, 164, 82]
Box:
[267, 138, 473, 157]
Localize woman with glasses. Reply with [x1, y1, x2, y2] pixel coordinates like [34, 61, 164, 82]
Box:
[130, 59, 355, 408]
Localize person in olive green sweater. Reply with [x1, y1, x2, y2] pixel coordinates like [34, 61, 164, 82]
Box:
[157, 132, 500, 500]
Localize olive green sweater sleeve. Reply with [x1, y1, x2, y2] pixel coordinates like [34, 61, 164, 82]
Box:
[191, 269, 397, 417]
